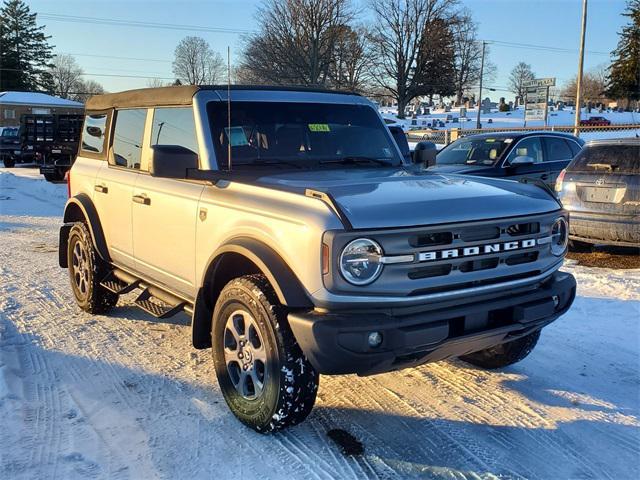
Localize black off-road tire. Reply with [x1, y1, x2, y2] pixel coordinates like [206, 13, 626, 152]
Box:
[44, 170, 65, 182]
[569, 239, 593, 252]
[459, 330, 541, 369]
[2, 157, 15, 168]
[212, 274, 319, 432]
[67, 222, 118, 314]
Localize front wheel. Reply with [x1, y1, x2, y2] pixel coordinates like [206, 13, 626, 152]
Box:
[2, 157, 15, 168]
[212, 274, 319, 432]
[459, 330, 541, 369]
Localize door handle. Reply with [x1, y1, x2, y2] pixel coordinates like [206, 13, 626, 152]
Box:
[132, 194, 151, 205]
[94, 184, 108, 194]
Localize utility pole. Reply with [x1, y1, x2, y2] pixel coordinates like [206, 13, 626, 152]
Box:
[476, 41, 486, 130]
[574, 0, 588, 137]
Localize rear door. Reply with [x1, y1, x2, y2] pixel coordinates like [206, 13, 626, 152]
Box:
[131, 106, 204, 297]
[93, 108, 148, 269]
[542, 136, 580, 186]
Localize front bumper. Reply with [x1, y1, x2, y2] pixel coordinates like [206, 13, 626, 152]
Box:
[288, 271, 576, 376]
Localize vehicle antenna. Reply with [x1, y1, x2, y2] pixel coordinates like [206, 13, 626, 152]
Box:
[227, 45, 232, 171]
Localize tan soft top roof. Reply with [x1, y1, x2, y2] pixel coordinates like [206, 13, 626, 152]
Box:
[84, 85, 362, 111]
[85, 85, 199, 110]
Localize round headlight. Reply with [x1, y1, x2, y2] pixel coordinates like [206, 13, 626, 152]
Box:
[550, 217, 568, 256]
[339, 238, 383, 285]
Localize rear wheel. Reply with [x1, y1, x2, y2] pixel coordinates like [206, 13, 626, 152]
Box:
[2, 157, 15, 168]
[67, 223, 118, 314]
[459, 330, 541, 369]
[212, 274, 318, 432]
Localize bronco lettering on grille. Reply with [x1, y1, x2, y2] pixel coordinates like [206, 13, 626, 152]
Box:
[418, 238, 538, 262]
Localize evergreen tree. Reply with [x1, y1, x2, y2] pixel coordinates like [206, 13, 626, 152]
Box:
[0, 0, 54, 91]
[606, 0, 640, 108]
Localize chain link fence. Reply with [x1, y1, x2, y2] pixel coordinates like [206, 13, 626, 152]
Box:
[407, 124, 640, 147]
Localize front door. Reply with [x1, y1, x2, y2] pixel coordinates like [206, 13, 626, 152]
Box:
[131, 106, 204, 297]
[503, 136, 549, 184]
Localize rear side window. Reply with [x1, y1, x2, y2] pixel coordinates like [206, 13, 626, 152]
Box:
[112, 109, 147, 169]
[81, 114, 108, 154]
[569, 145, 640, 174]
[567, 140, 582, 157]
[544, 137, 573, 161]
[151, 107, 198, 154]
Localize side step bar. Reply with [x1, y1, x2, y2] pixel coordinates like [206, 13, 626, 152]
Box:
[100, 270, 140, 295]
[101, 268, 190, 319]
[134, 288, 186, 319]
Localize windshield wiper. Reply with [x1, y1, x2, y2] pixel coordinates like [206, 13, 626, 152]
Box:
[234, 159, 305, 169]
[320, 156, 395, 166]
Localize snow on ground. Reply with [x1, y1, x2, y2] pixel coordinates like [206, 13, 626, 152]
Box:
[1, 168, 639, 480]
[382, 106, 640, 144]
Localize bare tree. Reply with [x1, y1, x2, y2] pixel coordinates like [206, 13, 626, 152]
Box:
[508, 62, 535, 105]
[561, 66, 611, 106]
[367, 0, 459, 118]
[330, 25, 371, 91]
[239, 0, 354, 86]
[73, 79, 105, 103]
[146, 77, 169, 88]
[450, 11, 495, 105]
[49, 54, 83, 99]
[172, 36, 225, 85]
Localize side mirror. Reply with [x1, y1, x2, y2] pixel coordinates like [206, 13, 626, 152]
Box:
[413, 141, 437, 167]
[510, 155, 535, 166]
[150, 145, 199, 178]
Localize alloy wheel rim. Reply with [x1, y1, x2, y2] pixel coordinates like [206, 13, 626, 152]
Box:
[223, 309, 267, 400]
[72, 240, 90, 296]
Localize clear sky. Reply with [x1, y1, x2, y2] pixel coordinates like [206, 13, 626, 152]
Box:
[25, 0, 628, 101]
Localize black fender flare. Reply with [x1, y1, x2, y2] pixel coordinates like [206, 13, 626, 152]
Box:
[191, 237, 313, 349]
[59, 194, 110, 267]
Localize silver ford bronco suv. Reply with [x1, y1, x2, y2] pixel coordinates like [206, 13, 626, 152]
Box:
[59, 86, 576, 432]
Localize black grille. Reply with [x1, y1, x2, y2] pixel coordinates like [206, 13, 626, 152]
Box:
[459, 226, 500, 242]
[408, 264, 452, 279]
[506, 251, 539, 266]
[459, 257, 500, 273]
[409, 231, 453, 247]
[507, 222, 540, 236]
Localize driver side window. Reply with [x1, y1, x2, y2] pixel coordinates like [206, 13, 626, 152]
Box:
[507, 137, 544, 164]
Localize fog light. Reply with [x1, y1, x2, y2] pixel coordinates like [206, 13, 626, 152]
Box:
[552, 295, 560, 308]
[368, 331, 383, 348]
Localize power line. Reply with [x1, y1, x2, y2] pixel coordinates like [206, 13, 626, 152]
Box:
[485, 39, 610, 57]
[59, 52, 171, 64]
[38, 13, 254, 35]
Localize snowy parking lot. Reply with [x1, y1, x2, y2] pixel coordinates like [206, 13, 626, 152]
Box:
[1, 168, 638, 480]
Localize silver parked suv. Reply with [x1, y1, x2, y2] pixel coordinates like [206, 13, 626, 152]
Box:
[59, 86, 576, 432]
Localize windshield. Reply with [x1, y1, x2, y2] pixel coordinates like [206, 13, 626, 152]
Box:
[207, 101, 403, 169]
[437, 137, 510, 166]
[1, 128, 18, 137]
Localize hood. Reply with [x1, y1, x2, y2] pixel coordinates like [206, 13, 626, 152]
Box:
[253, 168, 560, 229]
[428, 164, 499, 176]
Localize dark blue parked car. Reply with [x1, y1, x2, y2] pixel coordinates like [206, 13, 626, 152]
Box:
[428, 132, 584, 188]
